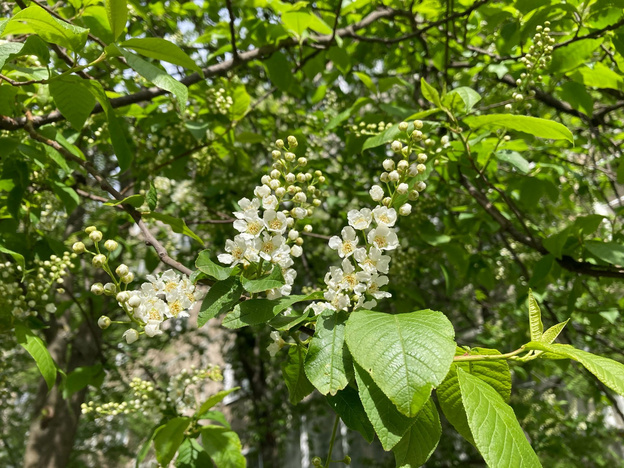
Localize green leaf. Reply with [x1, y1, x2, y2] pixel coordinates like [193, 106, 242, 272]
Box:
[525, 342, 624, 397]
[136, 427, 157, 468]
[458, 368, 542, 468]
[0, 41, 24, 70]
[51, 180, 80, 212]
[241, 266, 285, 293]
[105, 0, 127, 41]
[345, 309, 456, 418]
[304, 309, 351, 396]
[176, 438, 215, 468]
[550, 39, 602, 73]
[143, 212, 204, 245]
[282, 11, 314, 36]
[197, 277, 243, 328]
[153, 417, 191, 467]
[120, 49, 188, 114]
[527, 289, 543, 342]
[15, 323, 57, 391]
[222, 292, 323, 329]
[325, 385, 375, 443]
[4, 5, 89, 52]
[443, 87, 481, 113]
[146, 182, 158, 211]
[62, 364, 105, 399]
[200, 426, 246, 468]
[392, 399, 441, 468]
[120, 37, 202, 74]
[585, 240, 624, 266]
[354, 71, 376, 93]
[264, 52, 293, 93]
[103, 193, 144, 208]
[420, 78, 442, 108]
[362, 123, 402, 151]
[282, 345, 315, 405]
[230, 83, 250, 120]
[353, 362, 416, 450]
[195, 250, 234, 281]
[466, 114, 574, 143]
[0, 244, 25, 273]
[196, 387, 240, 418]
[495, 150, 530, 174]
[82, 81, 132, 171]
[572, 63, 624, 91]
[436, 348, 512, 446]
[269, 308, 311, 331]
[49, 77, 96, 130]
[540, 319, 569, 344]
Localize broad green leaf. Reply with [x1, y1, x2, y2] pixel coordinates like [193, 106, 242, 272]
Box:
[197, 277, 243, 327]
[176, 438, 214, 468]
[0, 245, 25, 273]
[230, 83, 250, 120]
[82, 81, 132, 171]
[200, 426, 246, 468]
[62, 364, 105, 399]
[392, 399, 441, 468]
[354, 362, 416, 450]
[437, 348, 512, 446]
[420, 78, 442, 108]
[550, 39, 602, 73]
[362, 123, 401, 151]
[325, 385, 375, 443]
[585, 240, 624, 266]
[525, 342, 624, 396]
[120, 37, 202, 74]
[196, 387, 240, 418]
[304, 309, 351, 395]
[496, 150, 530, 174]
[0, 41, 24, 70]
[354, 71, 376, 93]
[527, 289, 543, 341]
[51, 180, 80, 212]
[282, 345, 315, 405]
[153, 417, 191, 466]
[264, 52, 293, 92]
[345, 309, 456, 417]
[15, 323, 57, 391]
[572, 63, 624, 91]
[195, 250, 234, 281]
[222, 292, 323, 329]
[4, 5, 89, 52]
[241, 266, 285, 293]
[458, 369, 541, 467]
[143, 212, 204, 245]
[120, 49, 188, 113]
[49, 77, 96, 130]
[325, 97, 372, 131]
[146, 182, 157, 211]
[103, 193, 144, 208]
[443, 87, 481, 113]
[282, 11, 313, 36]
[466, 114, 574, 143]
[269, 308, 311, 331]
[540, 319, 569, 344]
[105, 0, 127, 41]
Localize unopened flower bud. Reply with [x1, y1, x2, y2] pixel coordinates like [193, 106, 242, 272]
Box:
[417, 164, 426, 174]
[416, 181, 427, 192]
[91, 283, 104, 295]
[287, 135, 298, 147]
[380, 172, 389, 183]
[398, 121, 408, 131]
[275, 139, 284, 148]
[295, 237, 304, 245]
[399, 203, 412, 216]
[121, 273, 134, 284]
[271, 150, 281, 159]
[370, 185, 384, 201]
[408, 190, 420, 200]
[297, 157, 308, 166]
[72, 242, 86, 254]
[98, 316, 111, 329]
[85, 226, 97, 234]
[382, 197, 392, 207]
[304, 224, 313, 232]
[116, 291, 129, 303]
[397, 183, 409, 194]
[417, 153, 428, 164]
[261, 175, 271, 185]
[291, 245, 303, 257]
[103, 283, 116, 296]
[413, 120, 423, 129]
[128, 295, 142, 308]
[104, 240, 118, 252]
[116, 264, 129, 277]
[388, 170, 400, 182]
[391, 140, 402, 152]
[284, 152, 296, 162]
[123, 329, 139, 344]
[89, 230, 103, 242]
[92, 254, 106, 268]
[383, 159, 395, 171]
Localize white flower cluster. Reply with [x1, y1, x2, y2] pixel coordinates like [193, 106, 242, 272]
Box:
[81, 365, 223, 417]
[218, 136, 325, 300]
[349, 121, 393, 138]
[309, 120, 432, 314]
[208, 87, 233, 115]
[0, 252, 74, 319]
[506, 22, 553, 110]
[74, 226, 199, 344]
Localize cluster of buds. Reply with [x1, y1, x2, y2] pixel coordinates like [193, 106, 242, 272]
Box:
[39, 201, 68, 231]
[207, 87, 233, 115]
[0, 251, 75, 319]
[506, 22, 554, 110]
[218, 136, 325, 300]
[349, 121, 393, 138]
[81, 365, 223, 418]
[74, 226, 200, 344]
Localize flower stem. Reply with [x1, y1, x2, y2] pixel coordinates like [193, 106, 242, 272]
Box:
[324, 414, 340, 468]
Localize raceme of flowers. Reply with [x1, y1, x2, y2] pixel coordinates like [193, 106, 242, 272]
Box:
[218, 135, 325, 300]
[308, 119, 434, 314]
[72, 227, 200, 344]
[81, 365, 223, 417]
[0, 252, 75, 319]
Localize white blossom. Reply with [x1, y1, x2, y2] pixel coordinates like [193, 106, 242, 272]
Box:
[328, 226, 359, 258]
[367, 224, 399, 250]
[347, 208, 373, 230]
